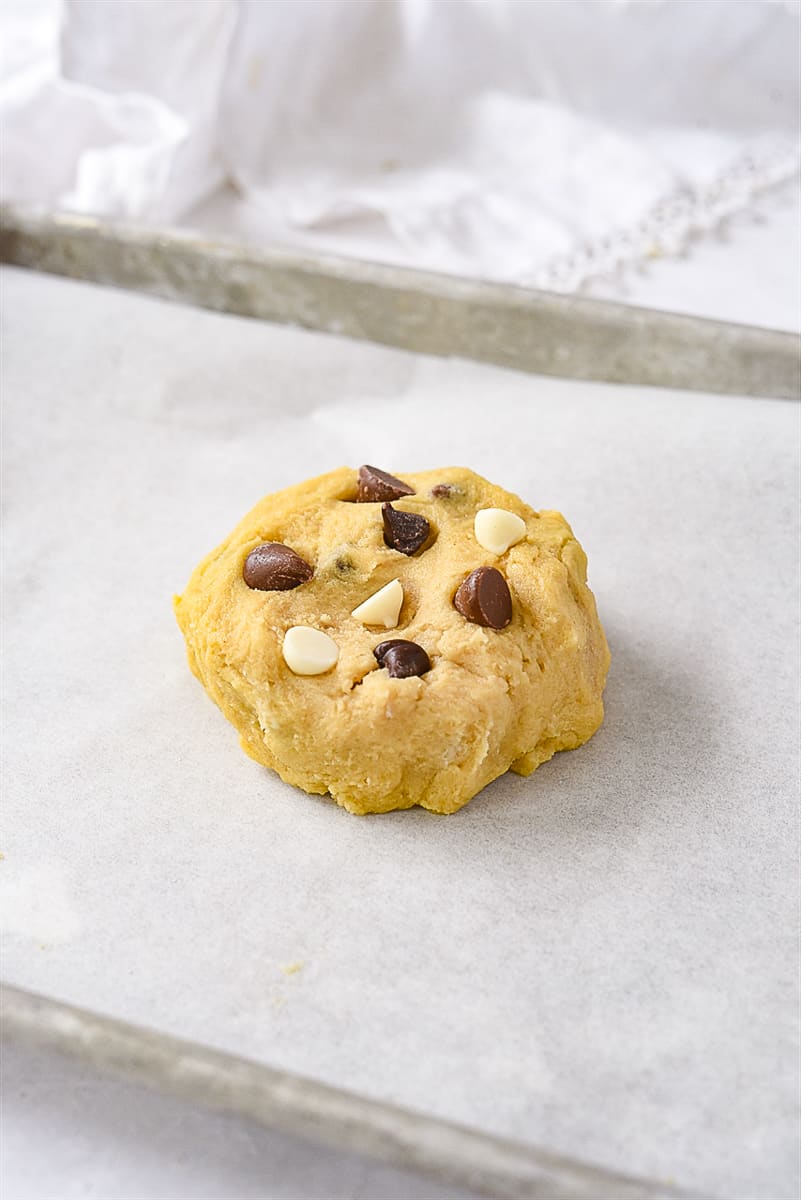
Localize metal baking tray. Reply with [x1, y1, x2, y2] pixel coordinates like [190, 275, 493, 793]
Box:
[1, 205, 798, 1200]
[1, 202, 798, 400]
[2, 985, 680, 1200]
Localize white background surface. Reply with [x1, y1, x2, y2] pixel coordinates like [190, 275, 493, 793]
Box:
[2, 268, 799, 1200]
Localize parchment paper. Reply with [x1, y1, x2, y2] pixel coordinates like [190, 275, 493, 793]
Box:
[2, 266, 798, 1199]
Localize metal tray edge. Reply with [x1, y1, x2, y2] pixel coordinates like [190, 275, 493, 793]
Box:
[1, 983, 693, 1200]
[1, 203, 798, 401]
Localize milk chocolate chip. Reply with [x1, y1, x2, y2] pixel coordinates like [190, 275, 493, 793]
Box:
[243, 543, 313, 591]
[382, 503, 430, 555]
[431, 483, 455, 498]
[374, 639, 431, 678]
[357, 465, 414, 503]
[454, 567, 512, 629]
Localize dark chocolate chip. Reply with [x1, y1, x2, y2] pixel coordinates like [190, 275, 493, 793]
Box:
[431, 483, 454, 498]
[357, 464, 415, 503]
[243, 543, 313, 591]
[382, 503, 430, 556]
[373, 639, 405, 665]
[374, 639, 431, 678]
[453, 567, 512, 629]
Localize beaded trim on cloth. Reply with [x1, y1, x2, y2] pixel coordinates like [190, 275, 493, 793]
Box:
[529, 139, 801, 294]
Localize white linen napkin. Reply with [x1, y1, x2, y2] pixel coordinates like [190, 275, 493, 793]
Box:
[2, 0, 799, 289]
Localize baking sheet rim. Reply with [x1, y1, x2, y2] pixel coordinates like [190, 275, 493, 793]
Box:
[1, 982, 691, 1200]
[1, 202, 798, 401]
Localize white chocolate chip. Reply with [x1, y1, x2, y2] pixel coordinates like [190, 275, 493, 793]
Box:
[474, 508, 527, 555]
[351, 578, 404, 628]
[282, 626, 339, 675]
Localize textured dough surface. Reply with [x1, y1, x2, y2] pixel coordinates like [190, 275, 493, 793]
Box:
[174, 467, 610, 814]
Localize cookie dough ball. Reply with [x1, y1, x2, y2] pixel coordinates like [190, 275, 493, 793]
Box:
[174, 466, 610, 815]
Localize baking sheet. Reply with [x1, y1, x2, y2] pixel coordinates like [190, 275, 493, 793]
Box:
[1, 266, 799, 1199]
[2, 204, 799, 401]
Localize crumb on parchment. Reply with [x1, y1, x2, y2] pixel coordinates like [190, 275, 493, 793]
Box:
[280, 961, 304, 976]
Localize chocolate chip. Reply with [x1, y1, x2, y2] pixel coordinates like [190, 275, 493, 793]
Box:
[374, 639, 431, 678]
[431, 484, 454, 498]
[453, 567, 512, 629]
[373, 639, 406, 665]
[243, 543, 313, 591]
[382, 503, 430, 555]
[335, 556, 354, 574]
[357, 464, 415, 503]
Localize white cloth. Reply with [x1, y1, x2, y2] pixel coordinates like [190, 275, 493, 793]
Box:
[1, 0, 799, 289]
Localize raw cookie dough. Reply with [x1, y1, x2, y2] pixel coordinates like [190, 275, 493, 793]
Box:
[174, 466, 610, 815]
